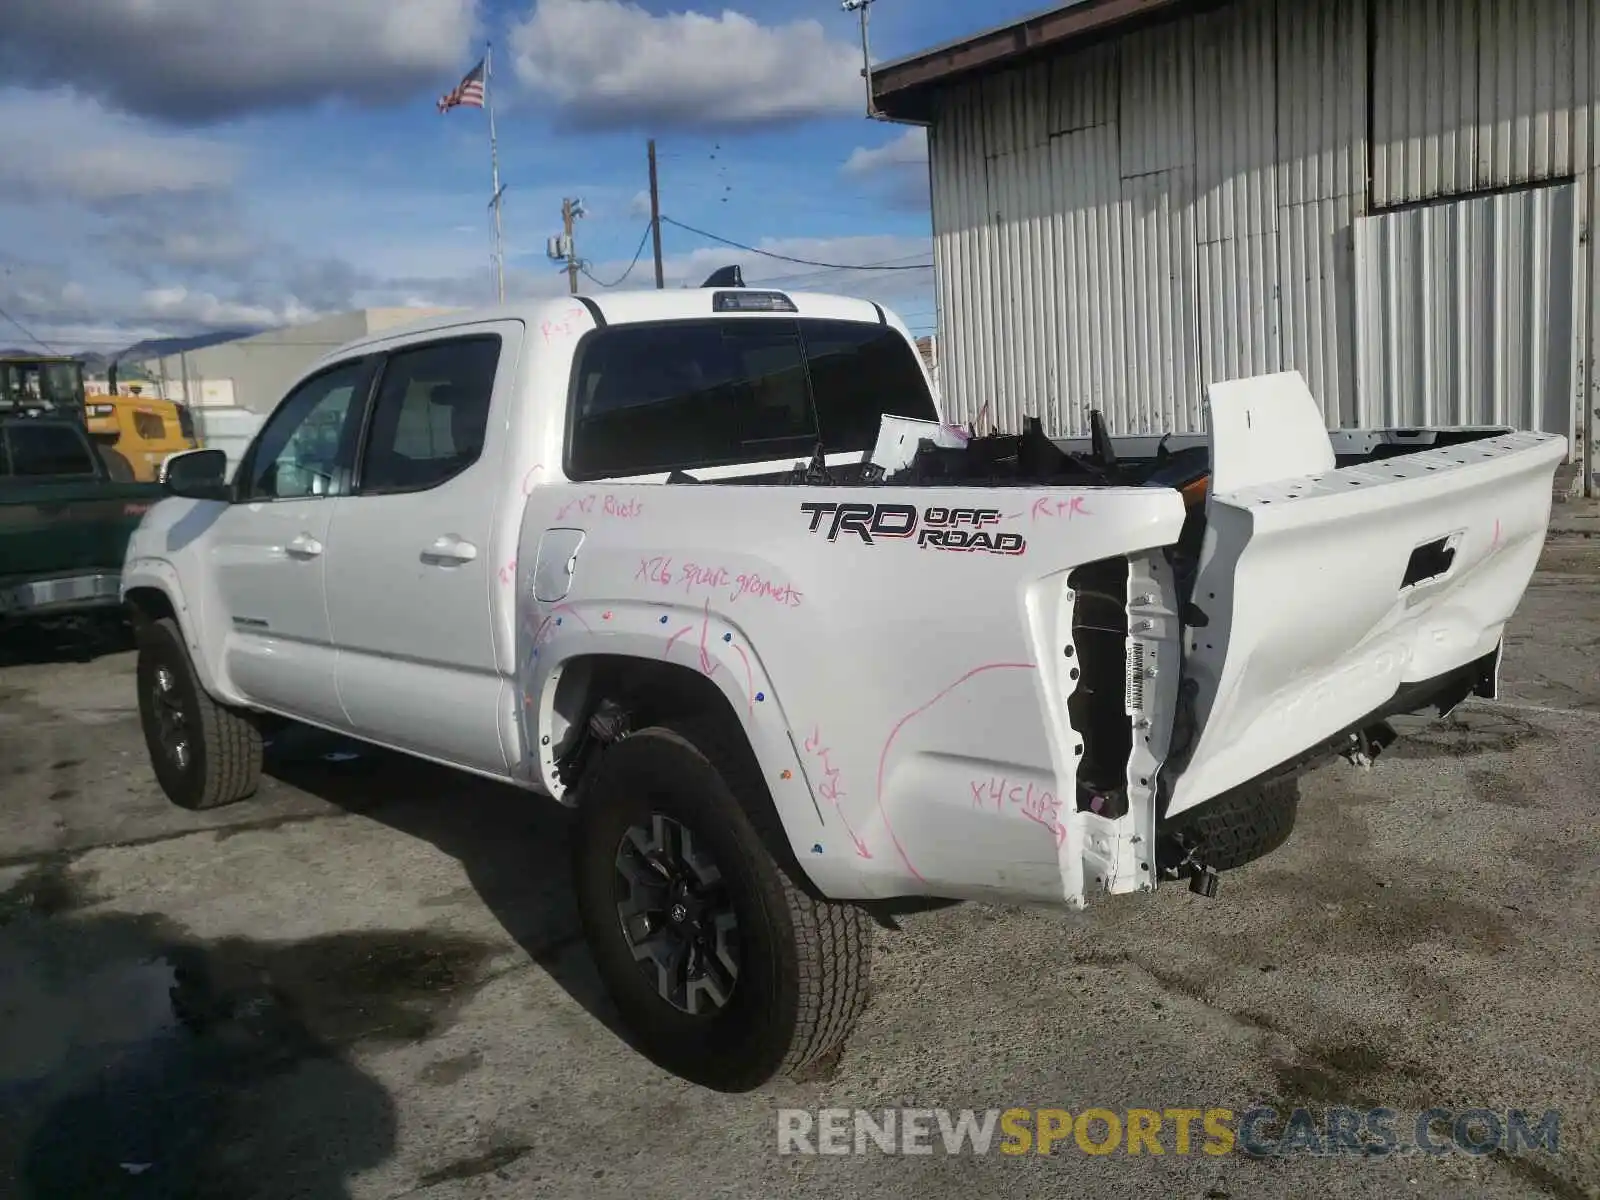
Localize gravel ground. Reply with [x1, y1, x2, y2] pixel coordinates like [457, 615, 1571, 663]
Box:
[0, 539, 1596, 1200]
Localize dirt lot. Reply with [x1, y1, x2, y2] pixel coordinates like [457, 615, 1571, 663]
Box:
[1, 540, 1597, 1200]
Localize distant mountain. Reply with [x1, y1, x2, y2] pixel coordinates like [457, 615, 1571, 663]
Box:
[0, 347, 123, 375]
[5, 328, 259, 367]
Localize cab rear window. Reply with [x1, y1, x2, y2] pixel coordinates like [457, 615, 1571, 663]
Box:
[3, 422, 96, 477]
[566, 317, 936, 479]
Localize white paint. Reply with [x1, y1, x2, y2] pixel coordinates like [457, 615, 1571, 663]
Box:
[122, 296, 1565, 912]
[1204, 371, 1337, 492]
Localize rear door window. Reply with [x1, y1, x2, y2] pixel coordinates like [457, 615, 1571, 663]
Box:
[5, 423, 96, 477]
[357, 335, 502, 494]
[566, 317, 937, 479]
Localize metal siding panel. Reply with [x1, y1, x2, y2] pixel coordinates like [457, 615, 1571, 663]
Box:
[1116, 168, 1201, 434]
[1048, 42, 1117, 133]
[1199, 231, 1283, 385]
[1587, 166, 1598, 484]
[1196, 0, 1278, 242]
[1052, 123, 1125, 433]
[1476, 0, 1576, 187]
[1353, 184, 1577, 434]
[1372, 0, 1481, 205]
[1279, 0, 1367, 205]
[1587, 0, 1600, 486]
[930, 80, 990, 428]
[1279, 195, 1358, 425]
[1118, 20, 1196, 178]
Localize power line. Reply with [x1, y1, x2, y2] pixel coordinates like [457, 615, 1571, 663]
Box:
[0, 301, 57, 353]
[660, 216, 932, 271]
[755, 252, 935, 291]
[581, 224, 653, 289]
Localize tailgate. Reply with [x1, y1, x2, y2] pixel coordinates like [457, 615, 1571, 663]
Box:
[1165, 372, 1567, 817]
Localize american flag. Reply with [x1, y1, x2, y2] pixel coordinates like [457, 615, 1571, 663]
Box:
[438, 58, 486, 113]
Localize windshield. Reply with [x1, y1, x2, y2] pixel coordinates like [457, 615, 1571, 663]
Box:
[1, 360, 85, 412]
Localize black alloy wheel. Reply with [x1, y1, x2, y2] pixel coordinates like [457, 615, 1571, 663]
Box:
[614, 812, 740, 1015]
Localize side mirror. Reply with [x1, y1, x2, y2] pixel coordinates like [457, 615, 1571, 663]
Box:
[161, 447, 230, 501]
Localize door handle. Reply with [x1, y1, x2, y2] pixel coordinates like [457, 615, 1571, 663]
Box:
[422, 535, 478, 566]
[286, 533, 323, 559]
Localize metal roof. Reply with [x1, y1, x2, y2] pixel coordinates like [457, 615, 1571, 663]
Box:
[870, 0, 1203, 122]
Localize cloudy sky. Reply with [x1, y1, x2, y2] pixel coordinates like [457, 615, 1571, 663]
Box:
[0, 0, 1046, 354]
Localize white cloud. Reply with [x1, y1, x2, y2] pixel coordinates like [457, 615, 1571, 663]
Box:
[629, 190, 653, 220]
[0, 0, 479, 122]
[0, 89, 237, 204]
[843, 127, 928, 177]
[137, 286, 321, 330]
[509, 0, 862, 130]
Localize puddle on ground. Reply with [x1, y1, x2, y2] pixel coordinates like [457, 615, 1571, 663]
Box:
[0, 909, 497, 1198]
[0, 861, 94, 926]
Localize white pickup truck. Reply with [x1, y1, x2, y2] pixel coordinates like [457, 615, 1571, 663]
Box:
[122, 280, 1565, 1092]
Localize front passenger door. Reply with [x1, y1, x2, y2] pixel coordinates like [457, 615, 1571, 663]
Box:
[209, 357, 373, 726]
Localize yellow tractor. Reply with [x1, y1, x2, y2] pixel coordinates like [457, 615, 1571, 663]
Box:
[1, 354, 198, 482]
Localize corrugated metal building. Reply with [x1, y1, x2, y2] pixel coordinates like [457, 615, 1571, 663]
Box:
[872, 0, 1597, 494]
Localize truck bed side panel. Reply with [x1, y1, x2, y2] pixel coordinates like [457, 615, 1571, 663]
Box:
[518, 485, 1188, 905]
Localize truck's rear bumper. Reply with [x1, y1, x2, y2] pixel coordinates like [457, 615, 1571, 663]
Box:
[0, 572, 122, 617]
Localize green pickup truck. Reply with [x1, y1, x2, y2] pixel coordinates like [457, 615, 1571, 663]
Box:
[0, 415, 163, 622]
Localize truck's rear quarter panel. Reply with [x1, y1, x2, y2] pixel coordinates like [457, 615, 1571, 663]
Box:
[518, 483, 1188, 905]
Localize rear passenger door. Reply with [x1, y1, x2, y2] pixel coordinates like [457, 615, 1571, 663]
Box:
[323, 325, 519, 775]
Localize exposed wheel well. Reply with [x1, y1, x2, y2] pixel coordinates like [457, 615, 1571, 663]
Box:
[124, 586, 177, 628]
[551, 654, 805, 880]
[554, 655, 736, 735]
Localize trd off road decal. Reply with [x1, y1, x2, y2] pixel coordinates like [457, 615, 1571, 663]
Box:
[799, 502, 1026, 555]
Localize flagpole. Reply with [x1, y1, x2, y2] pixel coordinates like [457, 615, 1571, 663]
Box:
[485, 43, 506, 303]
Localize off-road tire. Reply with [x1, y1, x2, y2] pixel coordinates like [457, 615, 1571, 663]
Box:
[136, 616, 262, 810]
[1162, 777, 1300, 872]
[571, 719, 870, 1092]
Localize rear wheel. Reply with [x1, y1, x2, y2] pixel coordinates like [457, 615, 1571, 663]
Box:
[136, 616, 262, 810]
[571, 721, 870, 1092]
[1158, 777, 1300, 872]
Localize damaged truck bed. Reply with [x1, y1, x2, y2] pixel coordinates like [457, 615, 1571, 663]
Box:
[630, 370, 1564, 908]
[123, 290, 1565, 1091]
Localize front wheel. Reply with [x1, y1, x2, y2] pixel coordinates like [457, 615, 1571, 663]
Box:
[136, 616, 263, 810]
[571, 721, 870, 1092]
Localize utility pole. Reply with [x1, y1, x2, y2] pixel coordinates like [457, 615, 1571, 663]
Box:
[562, 198, 578, 295]
[647, 139, 665, 289]
[842, 0, 883, 120]
[547, 197, 585, 291]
